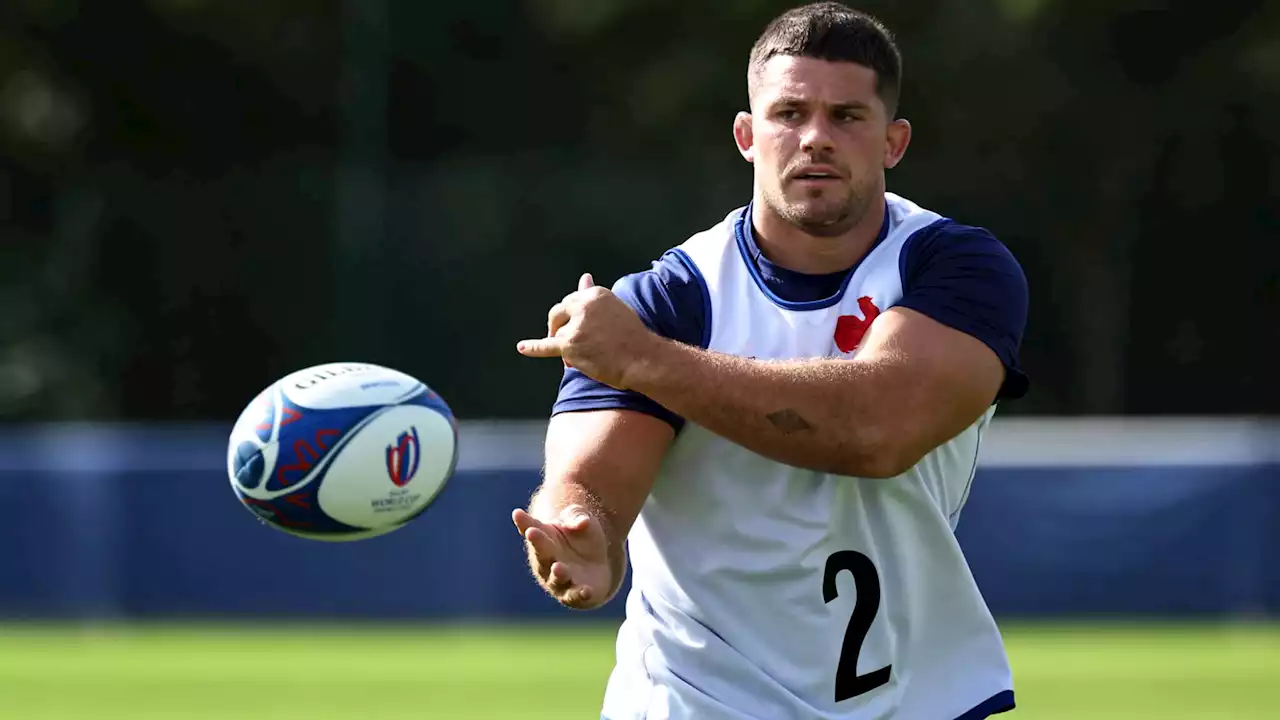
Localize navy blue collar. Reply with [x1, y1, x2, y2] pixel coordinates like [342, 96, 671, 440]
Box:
[734, 201, 892, 310]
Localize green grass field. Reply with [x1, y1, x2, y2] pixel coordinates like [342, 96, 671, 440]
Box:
[1, 621, 1276, 719]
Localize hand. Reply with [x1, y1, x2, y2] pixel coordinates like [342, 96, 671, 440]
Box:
[512, 504, 613, 610]
[516, 272, 655, 390]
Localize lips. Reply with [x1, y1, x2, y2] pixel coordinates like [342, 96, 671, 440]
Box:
[790, 165, 843, 181]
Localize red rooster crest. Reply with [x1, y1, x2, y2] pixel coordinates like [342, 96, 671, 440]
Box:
[834, 296, 881, 353]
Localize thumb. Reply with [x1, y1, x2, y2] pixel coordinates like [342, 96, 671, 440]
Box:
[579, 272, 595, 291]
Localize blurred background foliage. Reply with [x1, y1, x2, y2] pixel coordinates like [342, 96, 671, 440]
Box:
[0, 0, 1276, 422]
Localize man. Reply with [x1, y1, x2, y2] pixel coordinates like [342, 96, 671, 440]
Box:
[512, 3, 1029, 719]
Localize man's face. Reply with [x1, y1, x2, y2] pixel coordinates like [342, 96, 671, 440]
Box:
[736, 55, 908, 237]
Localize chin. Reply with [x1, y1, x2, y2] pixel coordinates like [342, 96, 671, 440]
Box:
[786, 203, 852, 232]
[791, 206, 840, 223]
[761, 188, 860, 235]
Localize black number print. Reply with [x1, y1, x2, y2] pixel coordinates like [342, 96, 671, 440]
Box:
[823, 550, 892, 702]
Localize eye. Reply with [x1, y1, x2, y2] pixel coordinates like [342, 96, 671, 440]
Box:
[774, 107, 802, 122]
[833, 109, 863, 123]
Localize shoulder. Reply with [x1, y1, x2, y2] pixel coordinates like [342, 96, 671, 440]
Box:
[611, 208, 741, 349]
[611, 249, 709, 350]
[900, 219, 1027, 296]
[894, 215, 1030, 400]
[663, 206, 744, 281]
[549, 212, 736, 431]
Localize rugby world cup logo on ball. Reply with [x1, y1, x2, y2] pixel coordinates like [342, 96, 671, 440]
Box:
[225, 362, 459, 542]
[386, 427, 421, 487]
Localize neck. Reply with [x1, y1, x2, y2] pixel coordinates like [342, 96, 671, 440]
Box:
[750, 193, 886, 275]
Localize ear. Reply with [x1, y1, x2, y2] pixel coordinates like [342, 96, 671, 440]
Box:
[884, 118, 911, 170]
[733, 111, 755, 162]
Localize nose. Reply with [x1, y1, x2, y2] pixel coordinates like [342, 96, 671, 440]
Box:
[799, 115, 836, 155]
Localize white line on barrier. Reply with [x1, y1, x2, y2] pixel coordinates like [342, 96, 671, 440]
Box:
[0, 417, 1276, 473]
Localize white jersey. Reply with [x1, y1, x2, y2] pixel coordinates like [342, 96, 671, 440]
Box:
[600, 193, 1015, 720]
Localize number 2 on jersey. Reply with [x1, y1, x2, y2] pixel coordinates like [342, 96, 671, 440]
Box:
[823, 550, 892, 702]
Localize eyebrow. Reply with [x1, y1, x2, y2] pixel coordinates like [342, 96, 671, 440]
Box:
[773, 96, 873, 111]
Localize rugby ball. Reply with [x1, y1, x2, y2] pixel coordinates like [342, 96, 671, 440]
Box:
[226, 362, 458, 541]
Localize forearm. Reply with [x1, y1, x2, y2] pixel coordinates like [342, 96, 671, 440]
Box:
[525, 409, 673, 602]
[628, 338, 911, 478]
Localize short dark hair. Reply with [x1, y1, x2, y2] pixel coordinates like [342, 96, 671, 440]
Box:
[748, 3, 902, 116]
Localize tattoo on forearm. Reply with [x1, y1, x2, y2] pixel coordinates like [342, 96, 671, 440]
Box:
[766, 409, 814, 434]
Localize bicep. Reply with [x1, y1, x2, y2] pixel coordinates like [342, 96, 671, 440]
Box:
[543, 409, 674, 534]
[895, 223, 1030, 400]
[853, 306, 1005, 471]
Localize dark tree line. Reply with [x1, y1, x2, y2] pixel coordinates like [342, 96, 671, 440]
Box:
[0, 0, 1275, 422]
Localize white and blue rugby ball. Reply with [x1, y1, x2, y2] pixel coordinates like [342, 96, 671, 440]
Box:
[226, 362, 458, 541]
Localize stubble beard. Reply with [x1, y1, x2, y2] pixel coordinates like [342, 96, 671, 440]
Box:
[766, 177, 875, 239]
